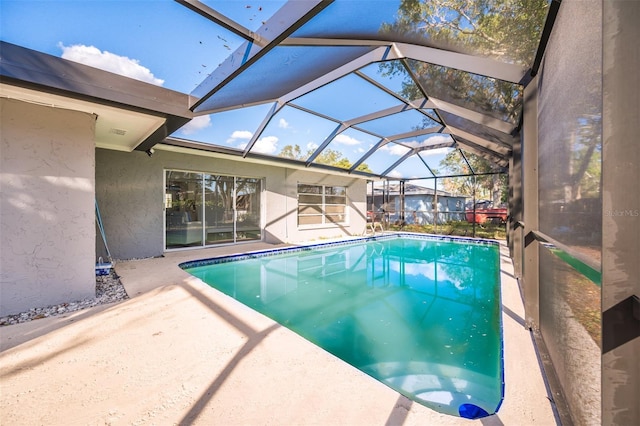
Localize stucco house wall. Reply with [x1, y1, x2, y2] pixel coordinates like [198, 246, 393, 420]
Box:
[0, 97, 367, 316]
[96, 147, 368, 260]
[0, 98, 96, 316]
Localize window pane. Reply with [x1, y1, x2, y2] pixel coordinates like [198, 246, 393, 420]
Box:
[298, 184, 322, 194]
[325, 196, 346, 205]
[299, 205, 323, 215]
[325, 205, 345, 214]
[325, 186, 346, 196]
[299, 215, 323, 225]
[326, 214, 346, 223]
[299, 194, 323, 204]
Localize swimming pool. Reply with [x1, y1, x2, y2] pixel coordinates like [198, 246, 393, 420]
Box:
[182, 233, 503, 419]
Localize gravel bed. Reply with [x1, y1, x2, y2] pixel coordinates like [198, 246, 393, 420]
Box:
[0, 272, 129, 326]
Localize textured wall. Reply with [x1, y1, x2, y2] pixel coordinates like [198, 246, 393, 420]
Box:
[95, 148, 164, 260]
[0, 99, 96, 316]
[95, 147, 367, 260]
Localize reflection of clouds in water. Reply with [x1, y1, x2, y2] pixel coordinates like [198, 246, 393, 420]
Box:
[389, 261, 465, 289]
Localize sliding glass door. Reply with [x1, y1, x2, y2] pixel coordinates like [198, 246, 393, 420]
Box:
[204, 175, 235, 244]
[235, 177, 261, 242]
[165, 171, 204, 248]
[165, 171, 262, 249]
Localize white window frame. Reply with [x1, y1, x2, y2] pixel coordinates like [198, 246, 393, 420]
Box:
[297, 183, 348, 227]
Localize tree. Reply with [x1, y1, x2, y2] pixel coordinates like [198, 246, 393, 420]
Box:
[568, 114, 601, 201]
[374, 0, 546, 204]
[279, 144, 305, 160]
[382, 0, 549, 66]
[438, 150, 507, 204]
[378, 0, 549, 124]
[279, 144, 373, 173]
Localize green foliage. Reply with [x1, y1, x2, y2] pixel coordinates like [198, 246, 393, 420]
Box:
[383, 0, 549, 66]
[378, 0, 549, 126]
[279, 144, 305, 160]
[390, 220, 507, 240]
[438, 151, 507, 203]
[279, 144, 373, 173]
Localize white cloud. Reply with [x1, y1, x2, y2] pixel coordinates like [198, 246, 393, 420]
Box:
[402, 134, 454, 149]
[180, 115, 211, 135]
[421, 147, 452, 156]
[226, 130, 253, 144]
[402, 139, 421, 148]
[380, 144, 411, 156]
[278, 118, 290, 129]
[306, 142, 318, 151]
[387, 170, 403, 178]
[59, 43, 164, 86]
[250, 136, 279, 154]
[231, 130, 253, 139]
[334, 134, 361, 146]
[422, 134, 453, 145]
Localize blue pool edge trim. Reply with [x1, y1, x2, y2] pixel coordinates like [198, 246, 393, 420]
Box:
[179, 232, 501, 270]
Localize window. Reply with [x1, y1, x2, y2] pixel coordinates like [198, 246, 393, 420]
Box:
[298, 184, 347, 226]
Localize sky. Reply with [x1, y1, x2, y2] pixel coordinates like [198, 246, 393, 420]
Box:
[1, 0, 456, 182]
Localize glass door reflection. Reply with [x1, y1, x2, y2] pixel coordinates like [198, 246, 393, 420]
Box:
[235, 177, 261, 242]
[205, 175, 235, 244]
[165, 171, 204, 249]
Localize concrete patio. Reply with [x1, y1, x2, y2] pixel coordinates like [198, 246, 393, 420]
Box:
[0, 241, 559, 425]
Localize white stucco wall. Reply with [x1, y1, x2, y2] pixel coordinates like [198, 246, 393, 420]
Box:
[95, 147, 368, 260]
[0, 98, 96, 316]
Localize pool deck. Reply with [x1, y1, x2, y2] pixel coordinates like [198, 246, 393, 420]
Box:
[0, 239, 559, 425]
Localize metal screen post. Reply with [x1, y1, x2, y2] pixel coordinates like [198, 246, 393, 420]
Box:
[509, 132, 523, 279]
[472, 176, 476, 238]
[522, 75, 540, 330]
[399, 180, 405, 228]
[602, 2, 640, 423]
[434, 177, 438, 234]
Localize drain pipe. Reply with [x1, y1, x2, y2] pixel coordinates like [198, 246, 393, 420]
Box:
[95, 199, 113, 275]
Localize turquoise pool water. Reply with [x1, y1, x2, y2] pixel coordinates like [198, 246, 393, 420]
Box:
[182, 234, 503, 418]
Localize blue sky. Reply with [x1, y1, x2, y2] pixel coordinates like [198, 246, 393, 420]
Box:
[1, 0, 454, 181]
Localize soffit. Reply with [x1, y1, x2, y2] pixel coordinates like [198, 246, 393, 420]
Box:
[0, 82, 166, 152]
